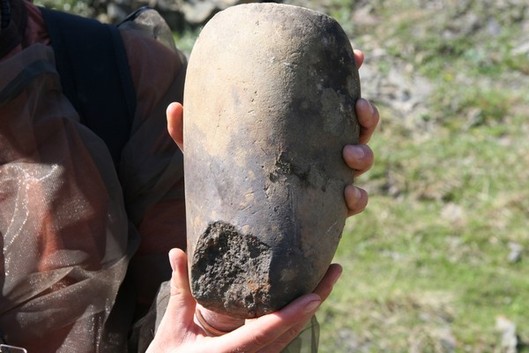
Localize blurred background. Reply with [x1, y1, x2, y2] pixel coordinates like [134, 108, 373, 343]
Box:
[35, 0, 529, 351]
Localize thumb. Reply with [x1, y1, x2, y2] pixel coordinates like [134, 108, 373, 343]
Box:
[151, 248, 197, 345]
[167, 248, 196, 315]
[166, 102, 184, 151]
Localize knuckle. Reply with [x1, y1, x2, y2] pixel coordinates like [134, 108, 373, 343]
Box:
[251, 331, 274, 348]
[282, 325, 304, 344]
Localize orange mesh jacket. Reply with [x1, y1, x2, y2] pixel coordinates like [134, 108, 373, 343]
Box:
[0, 1, 187, 351]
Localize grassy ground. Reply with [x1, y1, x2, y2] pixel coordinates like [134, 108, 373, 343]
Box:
[311, 1, 529, 352]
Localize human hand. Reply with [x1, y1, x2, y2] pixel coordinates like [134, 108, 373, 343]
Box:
[146, 248, 342, 353]
[342, 49, 380, 217]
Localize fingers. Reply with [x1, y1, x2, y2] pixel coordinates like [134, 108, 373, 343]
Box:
[195, 305, 244, 335]
[356, 98, 380, 144]
[151, 248, 198, 347]
[167, 248, 194, 307]
[215, 294, 322, 353]
[256, 265, 342, 352]
[344, 185, 368, 216]
[150, 253, 342, 352]
[353, 49, 365, 69]
[166, 102, 184, 151]
[311, 263, 342, 302]
[256, 320, 310, 353]
[259, 317, 314, 353]
[215, 265, 342, 353]
[343, 144, 374, 177]
[344, 97, 378, 218]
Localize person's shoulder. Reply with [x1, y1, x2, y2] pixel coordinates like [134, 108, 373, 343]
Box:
[120, 27, 186, 86]
[118, 12, 187, 74]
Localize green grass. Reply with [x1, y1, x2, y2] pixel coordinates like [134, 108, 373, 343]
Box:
[317, 90, 529, 349]
[318, 31, 529, 353]
[313, 2, 529, 348]
[173, 27, 201, 56]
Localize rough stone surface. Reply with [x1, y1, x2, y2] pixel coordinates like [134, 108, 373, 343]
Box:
[191, 221, 273, 318]
[183, 2, 360, 318]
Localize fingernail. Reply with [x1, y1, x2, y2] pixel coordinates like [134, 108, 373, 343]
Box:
[353, 186, 362, 200]
[369, 100, 376, 116]
[345, 145, 365, 160]
[358, 97, 369, 111]
[332, 267, 343, 286]
[354, 146, 365, 159]
[168, 249, 177, 271]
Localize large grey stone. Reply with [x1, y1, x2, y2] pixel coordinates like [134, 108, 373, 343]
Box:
[183, 2, 360, 319]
